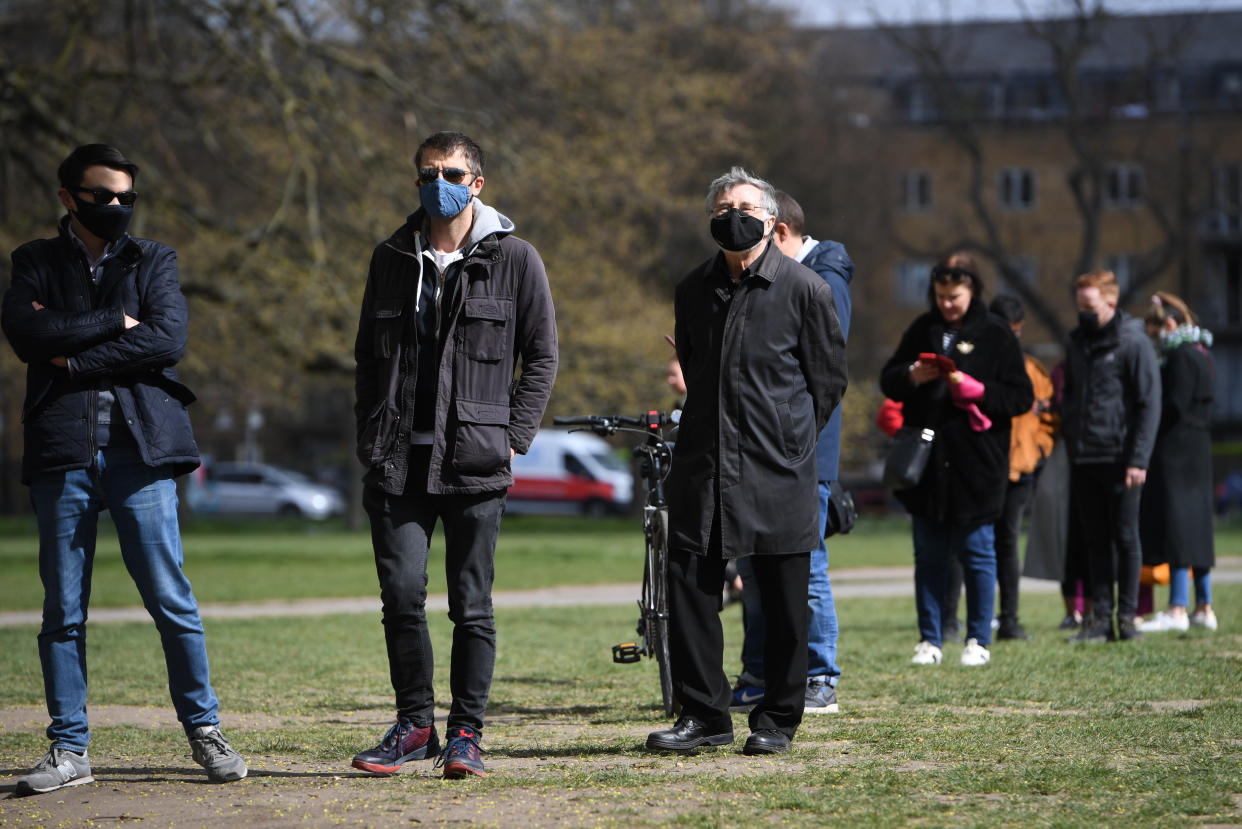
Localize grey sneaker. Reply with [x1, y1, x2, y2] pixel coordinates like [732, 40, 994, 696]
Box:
[189, 725, 248, 782]
[15, 747, 94, 796]
[804, 677, 839, 713]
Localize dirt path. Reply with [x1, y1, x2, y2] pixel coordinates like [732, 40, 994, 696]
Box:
[0, 705, 851, 827]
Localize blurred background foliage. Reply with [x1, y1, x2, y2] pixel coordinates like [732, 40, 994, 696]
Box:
[0, 0, 799, 415]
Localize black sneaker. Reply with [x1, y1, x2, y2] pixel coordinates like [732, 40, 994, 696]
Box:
[1067, 616, 1112, 644]
[1057, 613, 1083, 631]
[352, 719, 440, 775]
[996, 620, 1031, 641]
[436, 727, 486, 779]
[1117, 620, 1144, 641]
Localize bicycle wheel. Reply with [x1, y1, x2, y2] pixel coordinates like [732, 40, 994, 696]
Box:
[644, 506, 675, 717]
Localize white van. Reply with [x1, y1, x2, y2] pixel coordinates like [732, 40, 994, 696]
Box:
[508, 429, 634, 516]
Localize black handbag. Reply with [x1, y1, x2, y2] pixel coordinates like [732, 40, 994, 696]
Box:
[882, 427, 935, 490]
[824, 481, 857, 537]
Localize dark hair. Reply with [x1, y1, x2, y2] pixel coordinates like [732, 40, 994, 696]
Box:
[57, 144, 138, 190]
[414, 131, 484, 177]
[926, 251, 984, 308]
[773, 190, 804, 235]
[1145, 290, 1193, 327]
[989, 294, 1025, 324]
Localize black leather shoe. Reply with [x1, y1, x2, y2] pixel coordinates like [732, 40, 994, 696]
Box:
[646, 717, 734, 752]
[742, 729, 791, 755]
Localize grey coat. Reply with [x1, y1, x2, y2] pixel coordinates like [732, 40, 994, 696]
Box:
[667, 244, 847, 559]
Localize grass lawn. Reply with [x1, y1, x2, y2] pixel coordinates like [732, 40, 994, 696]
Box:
[3, 513, 1238, 613]
[0, 585, 1239, 826]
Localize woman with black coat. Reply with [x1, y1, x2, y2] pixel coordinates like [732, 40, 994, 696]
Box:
[880, 253, 1034, 666]
[1138, 292, 1217, 633]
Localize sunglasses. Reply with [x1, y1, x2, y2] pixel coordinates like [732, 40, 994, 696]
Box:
[72, 186, 138, 206]
[418, 167, 473, 186]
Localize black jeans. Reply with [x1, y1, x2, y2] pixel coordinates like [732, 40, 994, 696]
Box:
[994, 476, 1035, 624]
[668, 546, 809, 739]
[363, 447, 506, 734]
[1071, 462, 1143, 624]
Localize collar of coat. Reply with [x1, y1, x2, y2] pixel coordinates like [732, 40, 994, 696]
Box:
[706, 240, 778, 285]
[384, 209, 505, 266]
[57, 215, 144, 270]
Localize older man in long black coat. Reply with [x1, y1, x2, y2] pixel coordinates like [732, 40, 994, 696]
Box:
[646, 167, 847, 757]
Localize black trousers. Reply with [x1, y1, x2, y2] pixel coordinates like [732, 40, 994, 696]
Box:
[1071, 462, 1143, 623]
[994, 476, 1035, 624]
[363, 446, 505, 735]
[668, 546, 809, 739]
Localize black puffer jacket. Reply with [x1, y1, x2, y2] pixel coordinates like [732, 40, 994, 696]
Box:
[1061, 310, 1160, 468]
[2, 219, 200, 484]
[354, 201, 558, 496]
[879, 298, 1033, 526]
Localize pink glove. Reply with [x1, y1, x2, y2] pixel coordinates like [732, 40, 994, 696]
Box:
[950, 371, 985, 402]
[954, 399, 993, 432]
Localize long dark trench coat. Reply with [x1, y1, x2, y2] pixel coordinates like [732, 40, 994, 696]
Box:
[666, 245, 847, 559]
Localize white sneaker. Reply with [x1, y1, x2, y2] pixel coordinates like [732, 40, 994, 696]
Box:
[1190, 609, 1218, 631]
[960, 638, 991, 666]
[911, 641, 942, 665]
[1137, 611, 1190, 633]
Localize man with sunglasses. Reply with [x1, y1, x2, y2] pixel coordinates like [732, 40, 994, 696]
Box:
[352, 131, 557, 779]
[2, 144, 247, 796]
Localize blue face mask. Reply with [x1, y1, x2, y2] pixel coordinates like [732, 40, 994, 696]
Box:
[419, 178, 473, 219]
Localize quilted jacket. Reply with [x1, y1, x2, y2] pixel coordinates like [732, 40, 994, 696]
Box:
[2, 218, 200, 484]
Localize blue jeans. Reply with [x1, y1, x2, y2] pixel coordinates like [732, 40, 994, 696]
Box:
[737, 482, 840, 686]
[30, 443, 219, 752]
[912, 517, 997, 647]
[1169, 567, 1212, 607]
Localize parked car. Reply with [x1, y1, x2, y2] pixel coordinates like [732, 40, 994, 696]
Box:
[188, 461, 345, 520]
[508, 429, 633, 516]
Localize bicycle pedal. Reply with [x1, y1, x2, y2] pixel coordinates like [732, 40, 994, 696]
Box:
[612, 642, 642, 664]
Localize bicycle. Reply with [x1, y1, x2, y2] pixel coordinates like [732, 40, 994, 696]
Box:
[552, 410, 677, 717]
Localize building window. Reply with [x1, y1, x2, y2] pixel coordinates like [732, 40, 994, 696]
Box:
[1202, 252, 1242, 328]
[894, 260, 932, 306]
[1105, 163, 1145, 209]
[1216, 163, 1242, 211]
[898, 170, 932, 213]
[1102, 253, 1138, 295]
[998, 167, 1037, 210]
[1001, 256, 1038, 291]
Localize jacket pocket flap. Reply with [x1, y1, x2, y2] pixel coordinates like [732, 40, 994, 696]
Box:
[374, 298, 405, 319]
[462, 296, 510, 322]
[456, 398, 509, 425]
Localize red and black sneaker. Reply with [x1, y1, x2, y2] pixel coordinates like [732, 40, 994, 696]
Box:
[435, 727, 486, 779]
[351, 719, 440, 775]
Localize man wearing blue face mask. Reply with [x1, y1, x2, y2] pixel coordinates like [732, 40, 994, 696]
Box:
[647, 167, 846, 757]
[2, 143, 247, 796]
[352, 131, 558, 779]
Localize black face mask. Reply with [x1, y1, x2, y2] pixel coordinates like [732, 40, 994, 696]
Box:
[710, 208, 767, 253]
[1077, 311, 1100, 333]
[71, 195, 133, 243]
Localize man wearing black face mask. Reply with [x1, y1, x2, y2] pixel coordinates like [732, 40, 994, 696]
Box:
[1062, 269, 1161, 644]
[2, 144, 247, 795]
[648, 167, 846, 756]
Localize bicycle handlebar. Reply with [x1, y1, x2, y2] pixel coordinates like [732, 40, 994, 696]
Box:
[552, 411, 678, 436]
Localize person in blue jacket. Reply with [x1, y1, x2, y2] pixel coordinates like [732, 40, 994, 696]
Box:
[1, 144, 246, 796]
[730, 191, 852, 715]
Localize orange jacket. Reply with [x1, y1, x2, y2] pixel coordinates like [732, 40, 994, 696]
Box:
[1009, 354, 1058, 481]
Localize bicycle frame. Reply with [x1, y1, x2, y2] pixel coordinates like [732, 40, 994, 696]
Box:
[552, 410, 677, 716]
